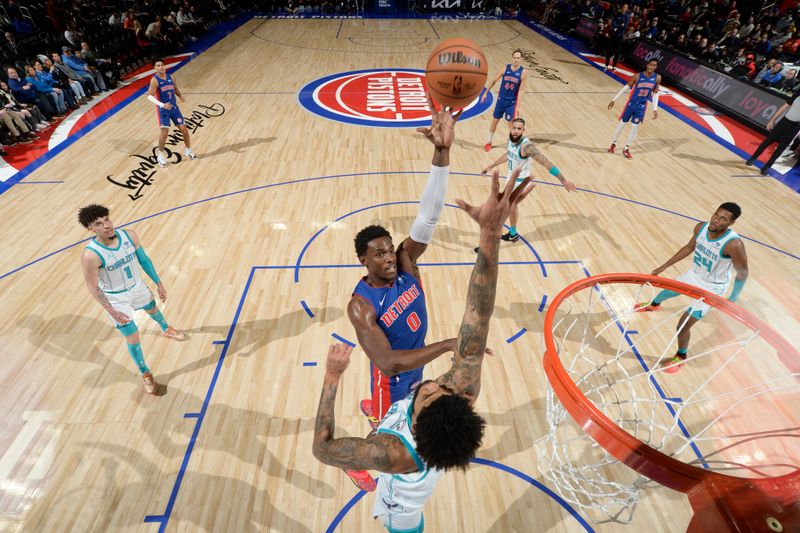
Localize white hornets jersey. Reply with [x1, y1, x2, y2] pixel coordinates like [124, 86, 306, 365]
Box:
[85, 229, 144, 293]
[691, 223, 740, 285]
[507, 137, 532, 181]
[373, 396, 443, 517]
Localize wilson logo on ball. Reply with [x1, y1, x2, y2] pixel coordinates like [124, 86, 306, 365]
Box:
[297, 68, 492, 128]
[437, 51, 482, 68]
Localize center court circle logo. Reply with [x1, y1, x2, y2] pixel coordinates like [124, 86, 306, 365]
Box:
[297, 68, 493, 128]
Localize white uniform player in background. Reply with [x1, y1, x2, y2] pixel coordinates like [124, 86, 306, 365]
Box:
[634, 202, 749, 373]
[479, 117, 576, 250]
[79, 204, 187, 394]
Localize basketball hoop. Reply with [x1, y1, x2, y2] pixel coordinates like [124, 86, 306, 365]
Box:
[535, 273, 800, 531]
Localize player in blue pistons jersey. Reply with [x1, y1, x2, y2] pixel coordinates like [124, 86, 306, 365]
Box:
[481, 49, 528, 152]
[147, 59, 197, 168]
[314, 168, 535, 533]
[607, 58, 661, 159]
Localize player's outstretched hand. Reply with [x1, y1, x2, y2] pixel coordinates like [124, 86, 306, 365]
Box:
[416, 93, 463, 149]
[607, 101, 615, 110]
[480, 167, 490, 175]
[325, 343, 354, 378]
[455, 167, 534, 234]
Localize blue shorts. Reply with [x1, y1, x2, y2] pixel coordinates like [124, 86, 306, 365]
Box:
[158, 106, 185, 128]
[371, 363, 423, 421]
[493, 97, 517, 121]
[620, 103, 646, 124]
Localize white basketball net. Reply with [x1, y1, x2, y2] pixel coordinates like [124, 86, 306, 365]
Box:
[534, 279, 800, 524]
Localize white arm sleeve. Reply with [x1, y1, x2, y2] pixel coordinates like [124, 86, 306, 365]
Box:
[652, 91, 659, 110]
[612, 85, 629, 102]
[147, 95, 164, 108]
[409, 165, 449, 244]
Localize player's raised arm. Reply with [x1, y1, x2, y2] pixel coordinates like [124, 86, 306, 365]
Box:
[520, 142, 576, 192]
[347, 295, 455, 376]
[608, 73, 637, 110]
[437, 169, 534, 405]
[398, 97, 462, 278]
[312, 343, 419, 473]
[652, 221, 703, 276]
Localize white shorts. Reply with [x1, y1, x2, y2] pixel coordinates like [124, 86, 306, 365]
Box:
[676, 270, 728, 319]
[373, 475, 426, 533]
[105, 283, 154, 325]
[502, 173, 529, 191]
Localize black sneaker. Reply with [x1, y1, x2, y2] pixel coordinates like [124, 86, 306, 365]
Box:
[745, 158, 755, 166]
[501, 232, 520, 242]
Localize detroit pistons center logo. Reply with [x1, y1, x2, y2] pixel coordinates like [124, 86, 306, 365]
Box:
[298, 68, 493, 128]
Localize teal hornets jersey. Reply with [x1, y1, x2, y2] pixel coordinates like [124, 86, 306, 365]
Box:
[507, 137, 532, 181]
[691, 223, 740, 285]
[374, 396, 443, 512]
[85, 229, 144, 293]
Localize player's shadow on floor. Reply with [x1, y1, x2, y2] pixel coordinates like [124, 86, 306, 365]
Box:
[521, 212, 622, 249]
[19, 314, 134, 389]
[70, 444, 315, 532]
[671, 152, 748, 168]
[161, 306, 344, 381]
[200, 136, 277, 158]
[479, 399, 546, 460]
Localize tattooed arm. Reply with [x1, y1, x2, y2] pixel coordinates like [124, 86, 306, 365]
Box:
[437, 169, 534, 405]
[520, 143, 577, 192]
[81, 249, 131, 325]
[312, 344, 419, 473]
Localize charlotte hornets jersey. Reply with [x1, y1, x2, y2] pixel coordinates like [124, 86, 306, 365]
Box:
[354, 270, 427, 350]
[497, 64, 523, 101]
[85, 230, 144, 293]
[155, 73, 177, 105]
[691, 223, 740, 285]
[373, 396, 443, 518]
[628, 71, 657, 108]
[507, 137, 532, 180]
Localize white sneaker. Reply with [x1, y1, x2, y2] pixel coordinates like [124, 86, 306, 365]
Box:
[157, 151, 167, 168]
[184, 148, 197, 160]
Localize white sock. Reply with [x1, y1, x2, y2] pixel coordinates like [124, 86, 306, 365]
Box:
[409, 165, 449, 244]
[487, 131, 494, 144]
[612, 121, 625, 143]
[625, 124, 640, 148]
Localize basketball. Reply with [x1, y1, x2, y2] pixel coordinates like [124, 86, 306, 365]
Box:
[425, 38, 488, 109]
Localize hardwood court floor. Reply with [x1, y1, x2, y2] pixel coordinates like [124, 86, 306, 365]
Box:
[0, 18, 798, 532]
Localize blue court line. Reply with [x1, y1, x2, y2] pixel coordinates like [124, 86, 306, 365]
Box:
[667, 397, 683, 404]
[506, 328, 527, 344]
[211, 340, 226, 345]
[325, 458, 594, 532]
[626, 330, 639, 335]
[538, 294, 548, 313]
[143, 266, 257, 532]
[427, 18, 440, 39]
[183, 412, 201, 418]
[16, 180, 64, 184]
[300, 299, 315, 318]
[3, 170, 796, 283]
[331, 332, 356, 347]
[517, 12, 800, 193]
[303, 361, 318, 367]
[580, 263, 709, 469]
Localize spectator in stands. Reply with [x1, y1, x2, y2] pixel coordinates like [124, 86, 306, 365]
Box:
[643, 17, 658, 39]
[80, 42, 120, 87]
[759, 61, 785, 88]
[4, 31, 22, 57]
[604, 3, 630, 71]
[35, 60, 79, 109]
[145, 19, 169, 50]
[0, 80, 50, 129]
[701, 42, 720, 63]
[755, 33, 773, 57]
[717, 27, 740, 52]
[739, 16, 755, 38]
[656, 28, 668, 43]
[62, 46, 105, 92]
[25, 64, 67, 114]
[775, 12, 794, 35]
[123, 10, 136, 31]
[109, 10, 122, 26]
[133, 20, 154, 51]
[64, 21, 82, 48]
[6, 67, 56, 120]
[49, 53, 95, 98]
[780, 69, 800, 94]
[689, 33, 704, 56]
[673, 33, 688, 52]
[781, 32, 800, 59]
